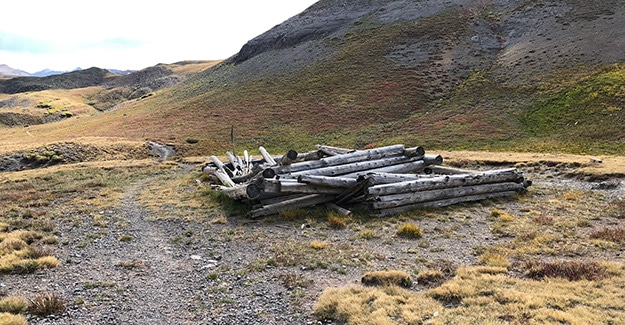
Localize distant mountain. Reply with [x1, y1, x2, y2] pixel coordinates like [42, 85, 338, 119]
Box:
[0, 67, 115, 94]
[31, 68, 81, 77]
[0, 64, 30, 77]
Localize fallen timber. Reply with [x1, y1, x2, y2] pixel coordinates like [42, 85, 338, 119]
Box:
[202, 144, 531, 218]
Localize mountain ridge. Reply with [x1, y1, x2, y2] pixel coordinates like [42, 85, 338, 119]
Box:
[1, 0, 624, 156]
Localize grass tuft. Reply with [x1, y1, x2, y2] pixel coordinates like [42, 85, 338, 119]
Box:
[0, 312, 27, 325]
[310, 240, 329, 250]
[361, 270, 413, 288]
[477, 253, 511, 269]
[396, 223, 423, 239]
[28, 293, 66, 317]
[416, 269, 445, 286]
[0, 297, 28, 314]
[328, 214, 347, 229]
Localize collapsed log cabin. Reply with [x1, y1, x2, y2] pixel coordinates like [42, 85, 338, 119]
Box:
[202, 144, 531, 218]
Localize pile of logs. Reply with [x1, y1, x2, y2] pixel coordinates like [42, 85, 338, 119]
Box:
[202, 144, 531, 218]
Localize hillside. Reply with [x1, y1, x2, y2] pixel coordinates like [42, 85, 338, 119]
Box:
[0, 0, 624, 157]
[0, 61, 220, 131]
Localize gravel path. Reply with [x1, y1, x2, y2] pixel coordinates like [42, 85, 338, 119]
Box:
[4, 164, 624, 324]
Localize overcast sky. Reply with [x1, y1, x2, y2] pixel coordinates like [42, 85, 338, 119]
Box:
[0, 0, 318, 73]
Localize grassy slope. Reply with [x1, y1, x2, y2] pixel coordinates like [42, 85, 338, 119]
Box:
[0, 7, 623, 157]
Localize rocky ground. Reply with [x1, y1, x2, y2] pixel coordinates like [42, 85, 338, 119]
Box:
[3, 161, 624, 325]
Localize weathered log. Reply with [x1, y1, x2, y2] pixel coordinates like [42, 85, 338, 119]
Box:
[316, 145, 355, 156]
[259, 193, 308, 206]
[279, 150, 299, 166]
[403, 146, 426, 158]
[366, 168, 523, 196]
[364, 172, 432, 185]
[297, 174, 358, 188]
[339, 159, 426, 178]
[248, 194, 336, 218]
[373, 191, 520, 217]
[288, 155, 420, 178]
[296, 150, 325, 162]
[371, 182, 526, 209]
[425, 165, 478, 175]
[230, 163, 265, 184]
[211, 168, 235, 187]
[423, 154, 443, 166]
[275, 180, 346, 195]
[325, 203, 352, 216]
[336, 178, 374, 205]
[267, 144, 407, 176]
[259, 146, 277, 165]
[219, 185, 249, 200]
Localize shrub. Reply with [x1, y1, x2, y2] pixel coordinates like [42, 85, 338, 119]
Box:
[0, 296, 28, 314]
[522, 260, 609, 281]
[396, 223, 423, 239]
[0, 313, 27, 325]
[28, 293, 66, 317]
[361, 270, 413, 288]
[185, 138, 199, 144]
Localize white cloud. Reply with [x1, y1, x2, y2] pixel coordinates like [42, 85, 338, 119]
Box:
[1, 0, 318, 73]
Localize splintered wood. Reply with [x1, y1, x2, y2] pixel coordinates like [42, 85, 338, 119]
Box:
[202, 144, 531, 218]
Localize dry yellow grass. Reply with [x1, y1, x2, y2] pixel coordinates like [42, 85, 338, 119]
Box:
[0, 297, 27, 314]
[361, 270, 413, 288]
[316, 264, 625, 324]
[0, 312, 27, 325]
[314, 285, 442, 325]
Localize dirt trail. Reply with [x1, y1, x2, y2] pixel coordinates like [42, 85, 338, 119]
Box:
[16, 172, 208, 324]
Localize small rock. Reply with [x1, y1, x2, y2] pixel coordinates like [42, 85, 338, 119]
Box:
[190, 255, 202, 260]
